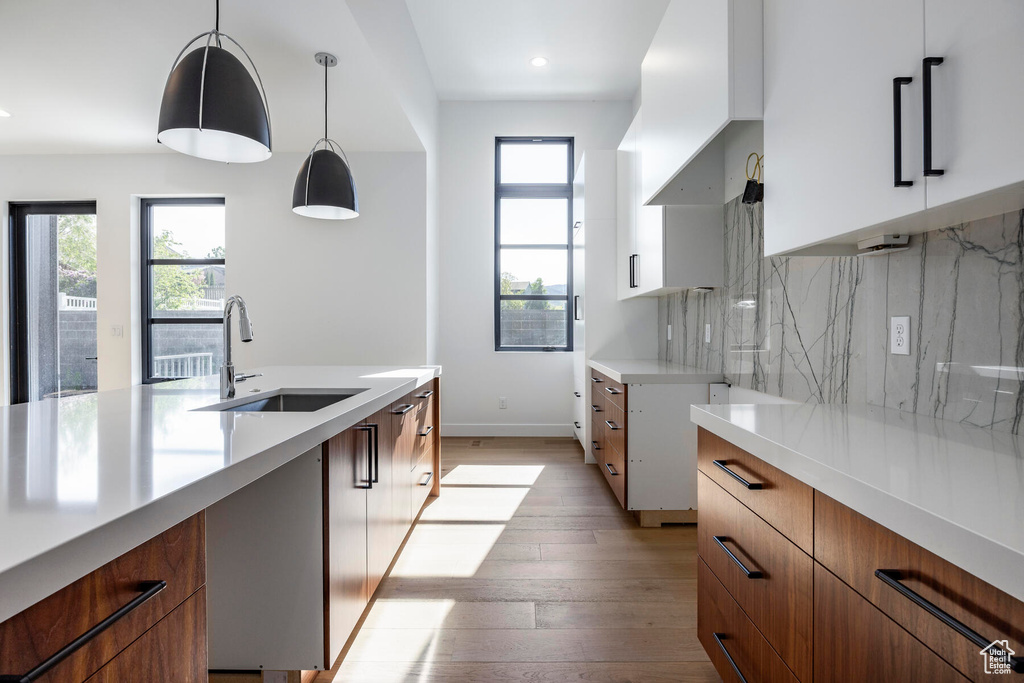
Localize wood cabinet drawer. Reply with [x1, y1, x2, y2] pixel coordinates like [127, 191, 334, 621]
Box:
[84, 587, 207, 683]
[411, 450, 434, 515]
[698, 472, 812, 681]
[698, 559, 799, 683]
[600, 441, 626, 509]
[0, 513, 205, 683]
[814, 563, 969, 682]
[602, 401, 626, 456]
[591, 369, 625, 409]
[413, 380, 436, 419]
[697, 428, 813, 553]
[815, 491, 1024, 680]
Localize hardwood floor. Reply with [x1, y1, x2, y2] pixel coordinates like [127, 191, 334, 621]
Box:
[320, 436, 718, 683]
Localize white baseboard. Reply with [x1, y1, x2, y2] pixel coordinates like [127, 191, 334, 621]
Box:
[442, 423, 575, 437]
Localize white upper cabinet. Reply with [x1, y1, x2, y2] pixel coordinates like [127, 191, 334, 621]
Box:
[640, 0, 763, 206]
[763, 0, 926, 256]
[924, 0, 1024, 208]
[764, 0, 1024, 256]
[617, 111, 640, 301]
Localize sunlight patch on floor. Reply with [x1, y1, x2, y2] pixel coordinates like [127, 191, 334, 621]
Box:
[441, 464, 545, 486]
[361, 599, 457, 630]
[418, 487, 529, 522]
[391, 523, 506, 577]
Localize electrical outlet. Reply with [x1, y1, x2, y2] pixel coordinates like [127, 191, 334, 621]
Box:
[705, 324, 711, 344]
[498, 397, 508, 409]
[667, 324, 672, 341]
[890, 316, 910, 355]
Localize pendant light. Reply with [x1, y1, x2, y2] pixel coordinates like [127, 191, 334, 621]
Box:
[157, 0, 272, 163]
[292, 52, 359, 220]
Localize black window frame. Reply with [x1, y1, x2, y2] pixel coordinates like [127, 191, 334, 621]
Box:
[494, 136, 574, 352]
[8, 201, 98, 404]
[140, 197, 225, 384]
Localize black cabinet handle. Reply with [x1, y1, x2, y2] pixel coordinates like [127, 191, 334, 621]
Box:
[574, 391, 581, 398]
[604, 420, 621, 431]
[420, 471, 433, 486]
[356, 426, 374, 488]
[875, 569, 1024, 673]
[418, 425, 434, 438]
[391, 404, 414, 415]
[368, 423, 379, 483]
[712, 460, 763, 490]
[591, 376, 604, 383]
[893, 76, 914, 187]
[415, 390, 434, 399]
[923, 57, 945, 177]
[628, 254, 639, 288]
[591, 440, 601, 451]
[591, 404, 602, 412]
[574, 421, 581, 429]
[0, 580, 166, 683]
[605, 462, 619, 476]
[713, 536, 763, 579]
[605, 387, 622, 395]
[712, 633, 749, 683]
[573, 295, 581, 321]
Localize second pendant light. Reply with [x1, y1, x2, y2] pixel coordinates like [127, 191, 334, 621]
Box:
[292, 52, 359, 220]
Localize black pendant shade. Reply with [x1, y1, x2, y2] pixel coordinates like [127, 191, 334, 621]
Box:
[292, 52, 359, 220]
[292, 148, 359, 219]
[158, 45, 272, 163]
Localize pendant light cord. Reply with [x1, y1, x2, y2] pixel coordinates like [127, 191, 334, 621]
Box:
[215, 0, 220, 32]
[324, 59, 329, 141]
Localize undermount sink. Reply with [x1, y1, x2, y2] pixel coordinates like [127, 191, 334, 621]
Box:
[197, 388, 368, 413]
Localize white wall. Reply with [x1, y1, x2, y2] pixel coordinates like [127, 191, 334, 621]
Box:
[0, 151, 428, 401]
[438, 100, 633, 436]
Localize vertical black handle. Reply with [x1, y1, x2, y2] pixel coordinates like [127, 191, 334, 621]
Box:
[712, 633, 749, 683]
[923, 57, 945, 177]
[573, 295, 581, 321]
[357, 426, 373, 489]
[893, 76, 913, 187]
[368, 423, 379, 483]
[628, 254, 639, 288]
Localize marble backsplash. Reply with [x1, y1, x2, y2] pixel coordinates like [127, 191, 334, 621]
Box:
[659, 197, 1024, 433]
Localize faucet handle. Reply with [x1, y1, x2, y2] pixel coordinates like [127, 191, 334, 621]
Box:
[236, 372, 263, 383]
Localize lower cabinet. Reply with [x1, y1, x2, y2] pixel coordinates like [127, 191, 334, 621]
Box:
[0, 513, 207, 683]
[697, 427, 1024, 683]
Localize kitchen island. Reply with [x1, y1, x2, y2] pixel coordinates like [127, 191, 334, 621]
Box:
[0, 365, 441, 680]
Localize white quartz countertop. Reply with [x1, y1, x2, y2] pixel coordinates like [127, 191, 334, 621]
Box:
[0, 365, 440, 622]
[690, 402, 1024, 602]
[588, 359, 724, 384]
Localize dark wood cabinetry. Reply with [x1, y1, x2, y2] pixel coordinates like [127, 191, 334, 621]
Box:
[698, 426, 1024, 683]
[0, 513, 206, 683]
[591, 369, 627, 509]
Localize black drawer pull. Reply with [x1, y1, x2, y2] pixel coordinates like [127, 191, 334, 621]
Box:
[0, 580, 166, 683]
[605, 386, 622, 395]
[574, 391, 581, 398]
[591, 404, 602, 413]
[420, 471, 433, 486]
[591, 440, 601, 451]
[605, 462, 619, 476]
[875, 569, 1024, 673]
[712, 460, 763, 490]
[712, 633, 749, 683]
[604, 420, 621, 431]
[591, 377, 604, 383]
[574, 421, 581, 429]
[418, 425, 434, 437]
[713, 536, 763, 579]
[391, 404, 414, 415]
[415, 390, 434, 399]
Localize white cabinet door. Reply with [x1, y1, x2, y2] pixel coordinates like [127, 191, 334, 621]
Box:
[924, 0, 1024, 208]
[640, 0, 763, 205]
[617, 112, 640, 300]
[763, 0, 926, 256]
[634, 205, 665, 296]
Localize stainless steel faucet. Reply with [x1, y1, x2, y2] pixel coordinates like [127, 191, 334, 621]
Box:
[220, 295, 255, 399]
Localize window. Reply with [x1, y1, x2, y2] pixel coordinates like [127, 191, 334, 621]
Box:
[494, 137, 574, 351]
[140, 198, 226, 383]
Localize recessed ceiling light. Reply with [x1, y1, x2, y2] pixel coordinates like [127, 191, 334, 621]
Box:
[0, 109, 10, 117]
[530, 57, 549, 68]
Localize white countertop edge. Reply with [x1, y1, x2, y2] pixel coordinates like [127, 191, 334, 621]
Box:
[588, 359, 724, 385]
[690, 405, 1024, 603]
[0, 368, 439, 623]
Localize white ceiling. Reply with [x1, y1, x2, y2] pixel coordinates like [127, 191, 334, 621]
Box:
[0, 0, 422, 154]
[406, 0, 669, 101]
